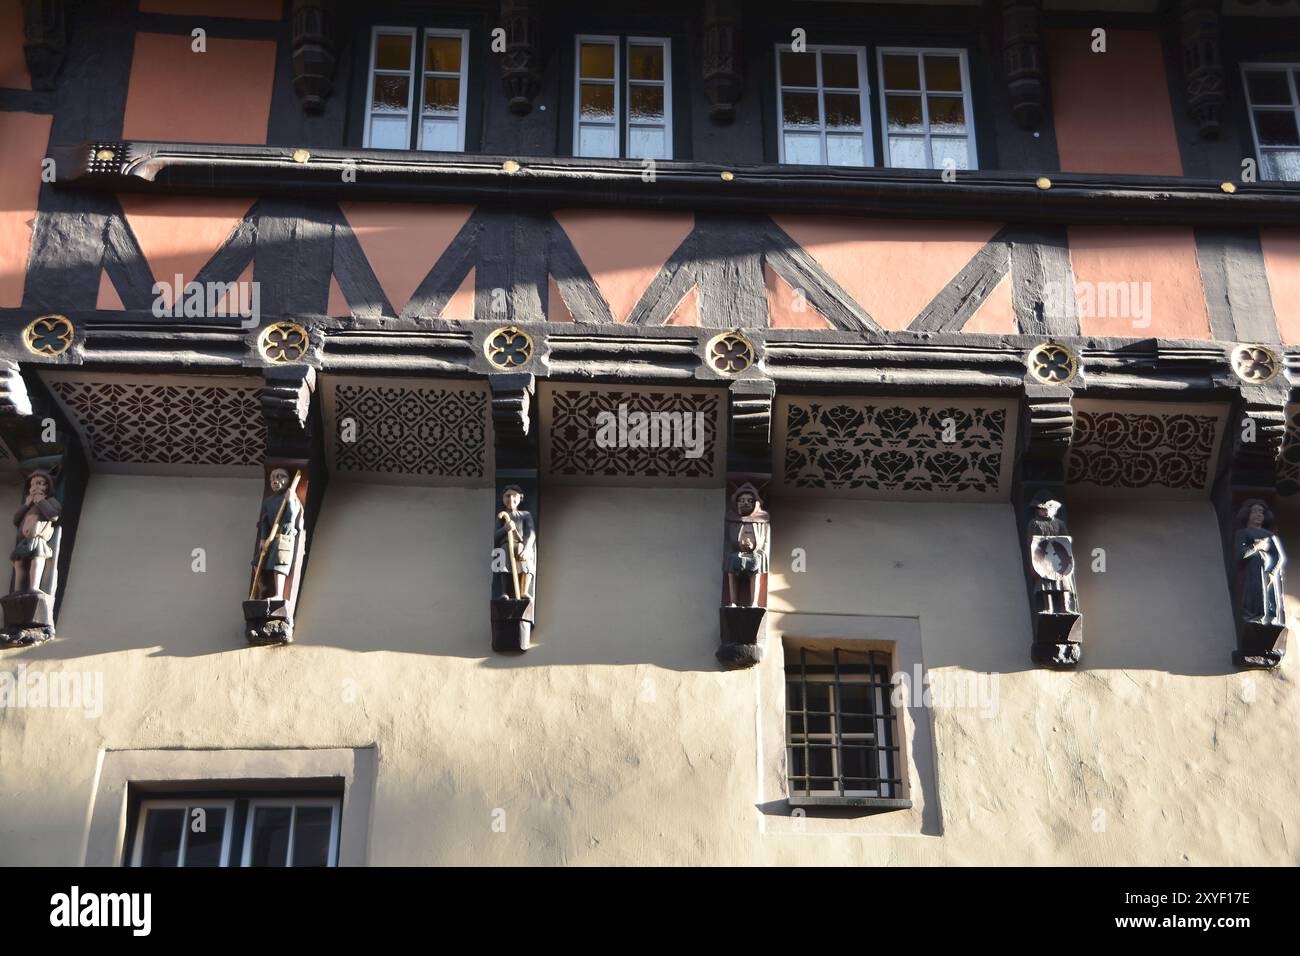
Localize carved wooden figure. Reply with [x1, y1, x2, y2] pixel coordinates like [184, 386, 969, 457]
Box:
[718, 475, 771, 667]
[243, 463, 308, 646]
[1232, 498, 1287, 667]
[2, 466, 63, 645]
[1026, 492, 1082, 666]
[491, 484, 537, 651]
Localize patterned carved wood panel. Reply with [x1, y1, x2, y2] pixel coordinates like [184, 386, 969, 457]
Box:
[322, 376, 492, 485]
[42, 371, 265, 476]
[540, 383, 725, 485]
[1065, 399, 1229, 498]
[773, 396, 1018, 500]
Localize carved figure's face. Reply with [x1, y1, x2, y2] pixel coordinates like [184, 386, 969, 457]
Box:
[29, 476, 50, 497]
[736, 492, 756, 516]
[1248, 504, 1266, 529]
[504, 491, 522, 511]
[270, 469, 290, 492]
[1038, 499, 1061, 519]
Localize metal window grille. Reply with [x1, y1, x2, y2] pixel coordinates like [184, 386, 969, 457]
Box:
[785, 647, 903, 799]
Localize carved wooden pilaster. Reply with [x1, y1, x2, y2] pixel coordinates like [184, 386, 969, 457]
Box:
[1179, 0, 1225, 139]
[718, 378, 773, 667]
[0, 363, 87, 647]
[23, 0, 66, 92]
[243, 367, 319, 646]
[499, 0, 542, 116]
[1015, 382, 1083, 667]
[291, 0, 338, 115]
[702, 0, 744, 123]
[489, 373, 538, 652]
[1002, 0, 1045, 129]
[1214, 363, 1290, 669]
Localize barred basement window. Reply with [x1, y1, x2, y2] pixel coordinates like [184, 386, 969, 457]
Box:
[130, 795, 341, 867]
[878, 48, 977, 170]
[785, 646, 904, 805]
[1243, 64, 1300, 181]
[364, 26, 469, 151]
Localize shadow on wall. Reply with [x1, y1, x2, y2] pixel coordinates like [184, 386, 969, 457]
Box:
[1, 478, 1265, 678]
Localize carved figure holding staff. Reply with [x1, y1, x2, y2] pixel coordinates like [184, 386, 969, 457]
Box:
[250, 467, 303, 602]
[494, 484, 536, 602]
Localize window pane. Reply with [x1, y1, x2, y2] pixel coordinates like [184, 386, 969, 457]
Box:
[889, 134, 927, 168]
[580, 42, 615, 80]
[184, 806, 227, 867]
[934, 137, 969, 171]
[928, 95, 966, 133]
[421, 118, 460, 151]
[292, 807, 334, 867]
[425, 35, 461, 73]
[249, 806, 292, 866]
[139, 808, 184, 866]
[423, 76, 460, 114]
[826, 133, 865, 166]
[369, 115, 409, 149]
[821, 52, 859, 90]
[374, 33, 412, 72]
[882, 53, 920, 91]
[628, 44, 664, 81]
[628, 126, 667, 160]
[1261, 149, 1300, 181]
[838, 683, 874, 735]
[924, 54, 963, 92]
[371, 74, 410, 112]
[805, 683, 832, 734]
[780, 50, 817, 87]
[783, 132, 821, 164]
[807, 745, 835, 790]
[629, 85, 664, 122]
[1255, 110, 1300, 147]
[578, 124, 618, 158]
[580, 82, 615, 120]
[823, 92, 862, 129]
[886, 94, 923, 131]
[1246, 70, 1293, 106]
[782, 90, 819, 128]
[840, 744, 875, 788]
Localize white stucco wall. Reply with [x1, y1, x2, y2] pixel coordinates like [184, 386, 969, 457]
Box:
[0, 475, 1296, 865]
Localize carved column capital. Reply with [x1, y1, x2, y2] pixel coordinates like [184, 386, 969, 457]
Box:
[703, 0, 744, 123]
[500, 0, 543, 116]
[1178, 0, 1226, 139]
[291, 0, 339, 115]
[1002, 0, 1045, 129]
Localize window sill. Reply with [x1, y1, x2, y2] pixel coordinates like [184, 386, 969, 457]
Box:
[788, 795, 913, 812]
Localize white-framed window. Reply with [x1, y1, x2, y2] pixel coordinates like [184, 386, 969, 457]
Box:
[785, 646, 902, 800]
[574, 35, 672, 159]
[364, 26, 469, 152]
[877, 47, 977, 171]
[130, 796, 341, 867]
[131, 799, 235, 867]
[776, 44, 873, 166]
[1242, 63, 1300, 181]
[241, 798, 341, 867]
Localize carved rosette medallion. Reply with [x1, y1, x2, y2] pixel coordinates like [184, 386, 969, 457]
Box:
[258, 322, 310, 364]
[1230, 344, 1281, 385]
[485, 326, 534, 369]
[706, 331, 756, 375]
[1027, 342, 1078, 385]
[23, 315, 74, 357]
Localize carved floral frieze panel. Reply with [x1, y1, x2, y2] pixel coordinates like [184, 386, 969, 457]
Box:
[1065, 399, 1228, 498]
[773, 396, 1018, 500]
[322, 375, 492, 485]
[540, 383, 725, 485]
[42, 371, 265, 476]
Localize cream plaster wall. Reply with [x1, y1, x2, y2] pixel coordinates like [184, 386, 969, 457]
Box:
[1, 476, 1297, 865]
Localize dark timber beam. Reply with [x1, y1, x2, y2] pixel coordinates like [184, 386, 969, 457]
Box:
[48, 141, 1300, 226]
